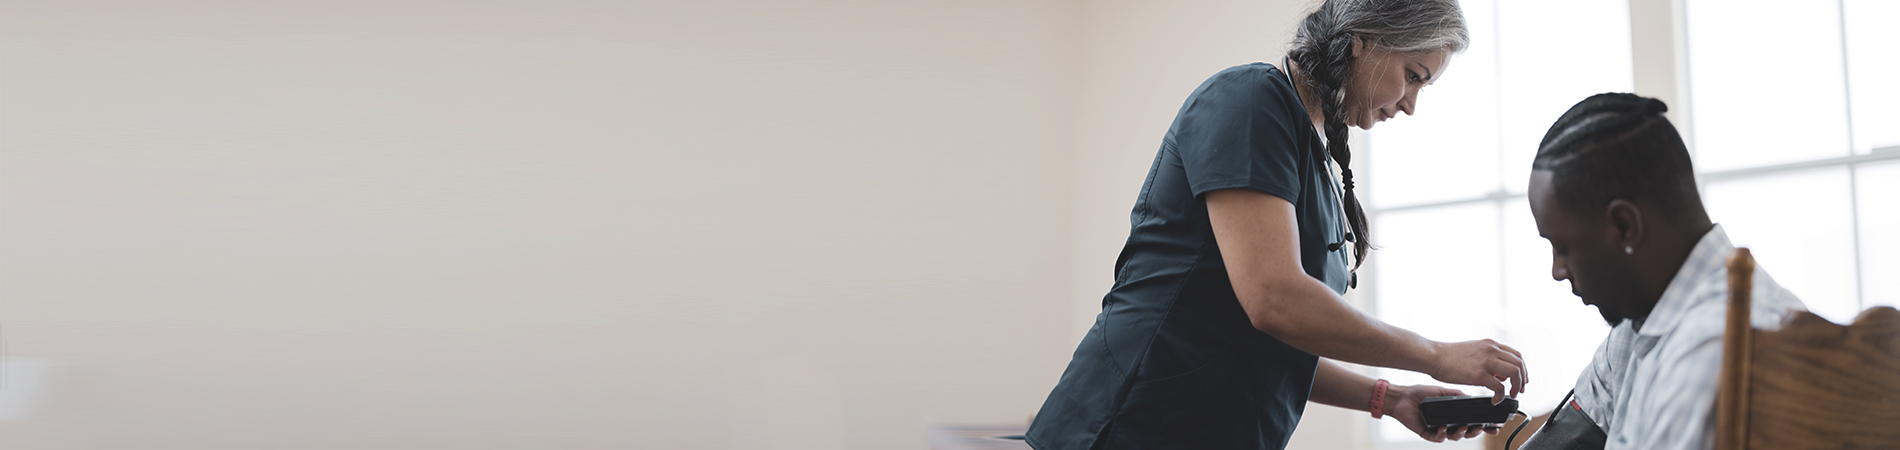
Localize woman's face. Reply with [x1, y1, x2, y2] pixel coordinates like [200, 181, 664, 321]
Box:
[1343, 39, 1452, 130]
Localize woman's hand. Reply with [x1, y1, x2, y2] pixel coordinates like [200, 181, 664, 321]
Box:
[1387, 384, 1496, 443]
[1427, 339, 1528, 404]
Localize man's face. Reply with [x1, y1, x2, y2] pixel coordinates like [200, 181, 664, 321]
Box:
[1528, 171, 1645, 326]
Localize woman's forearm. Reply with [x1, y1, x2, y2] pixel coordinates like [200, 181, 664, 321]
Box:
[1207, 188, 1526, 398]
[1309, 359, 1379, 411]
[1246, 274, 1442, 375]
[1205, 189, 1444, 373]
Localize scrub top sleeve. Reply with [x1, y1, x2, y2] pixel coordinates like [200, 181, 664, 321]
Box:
[1175, 66, 1307, 203]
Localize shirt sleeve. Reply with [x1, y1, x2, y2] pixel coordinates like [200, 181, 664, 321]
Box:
[1172, 65, 1309, 202]
[1572, 322, 1635, 431]
[1610, 324, 1725, 450]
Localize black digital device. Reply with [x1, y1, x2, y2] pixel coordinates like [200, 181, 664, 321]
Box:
[1418, 395, 1519, 427]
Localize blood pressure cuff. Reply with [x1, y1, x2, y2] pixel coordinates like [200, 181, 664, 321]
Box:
[1518, 390, 1607, 450]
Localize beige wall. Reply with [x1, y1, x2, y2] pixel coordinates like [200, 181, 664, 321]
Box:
[0, 0, 1366, 449]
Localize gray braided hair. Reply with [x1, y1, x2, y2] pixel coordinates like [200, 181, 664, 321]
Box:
[1287, 0, 1469, 280]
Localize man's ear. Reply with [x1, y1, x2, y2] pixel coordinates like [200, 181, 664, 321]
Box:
[1605, 199, 1644, 254]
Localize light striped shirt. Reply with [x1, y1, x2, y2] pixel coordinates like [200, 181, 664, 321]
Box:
[1565, 225, 1807, 450]
[1570, 320, 1634, 432]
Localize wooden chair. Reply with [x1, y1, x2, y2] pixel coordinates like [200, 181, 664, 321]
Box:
[1715, 248, 1900, 450]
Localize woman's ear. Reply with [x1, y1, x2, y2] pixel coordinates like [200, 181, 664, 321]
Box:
[1605, 199, 1644, 255]
[1351, 34, 1367, 58]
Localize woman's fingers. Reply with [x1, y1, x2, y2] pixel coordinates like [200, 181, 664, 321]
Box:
[1481, 360, 1514, 402]
[1488, 348, 1527, 397]
[1498, 340, 1523, 358]
[1499, 341, 1528, 386]
[1432, 424, 1488, 442]
[1477, 339, 1528, 395]
[1504, 343, 1529, 389]
[1482, 374, 1509, 404]
[1435, 339, 1531, 401]
[1493, 344, 1527, 395]
[1440, 424, 1494, 442]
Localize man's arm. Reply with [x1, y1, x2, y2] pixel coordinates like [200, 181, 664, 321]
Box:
[1205, 188, 1529, 401]
[1611, 334, 1724, 450]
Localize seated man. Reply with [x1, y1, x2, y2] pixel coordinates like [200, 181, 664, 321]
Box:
[1524, 93, 1808, 450]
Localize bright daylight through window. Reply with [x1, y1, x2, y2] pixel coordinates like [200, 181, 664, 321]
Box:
[1360, 0, 1896, 446]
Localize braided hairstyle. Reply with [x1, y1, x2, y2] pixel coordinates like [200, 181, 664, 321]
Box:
[1532, 93, 1703, 222]
[1287, 0, 1469, 276]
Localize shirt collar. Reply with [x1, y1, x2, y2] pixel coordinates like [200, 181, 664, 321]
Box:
[1636, 224, 1733, 337]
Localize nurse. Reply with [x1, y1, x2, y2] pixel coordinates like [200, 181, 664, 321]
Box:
[1026, 1, 1528, 449]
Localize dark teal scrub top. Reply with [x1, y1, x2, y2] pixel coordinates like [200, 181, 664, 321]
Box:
[1027, 63, 1352, 450]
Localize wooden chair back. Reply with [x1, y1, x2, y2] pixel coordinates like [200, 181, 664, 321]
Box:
[1715, 248, 1900, 450]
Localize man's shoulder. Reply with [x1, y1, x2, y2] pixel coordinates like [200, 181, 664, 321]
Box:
[1656, 269, 1808, 357]
[1747, 267, 1808, 329]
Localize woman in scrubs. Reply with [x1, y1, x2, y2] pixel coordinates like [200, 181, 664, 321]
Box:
[1026, 1, 1529, 449]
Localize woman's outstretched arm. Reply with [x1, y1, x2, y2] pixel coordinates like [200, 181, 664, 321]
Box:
[1205, 188, 1528, 402]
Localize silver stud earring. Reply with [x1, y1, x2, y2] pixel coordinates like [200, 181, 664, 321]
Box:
[1625, 246, 1634, 255]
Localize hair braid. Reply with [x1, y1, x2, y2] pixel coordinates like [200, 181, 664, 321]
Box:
[1287, 0, 1469, 284]
[1296, 31, 1371, 274]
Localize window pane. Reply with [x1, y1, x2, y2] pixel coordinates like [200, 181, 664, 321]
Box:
[1497, 0, 1632, 193]
[1857, 161, 1900, 309]
[1502, 198, 1612, 414]
[1686, 0, 1850, 171]
[1703, 167, 1859, 323]
[1371, 202, 1500, 442]
[1844, 0, 1900, 153]
[1365, 0, 1500, 209]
